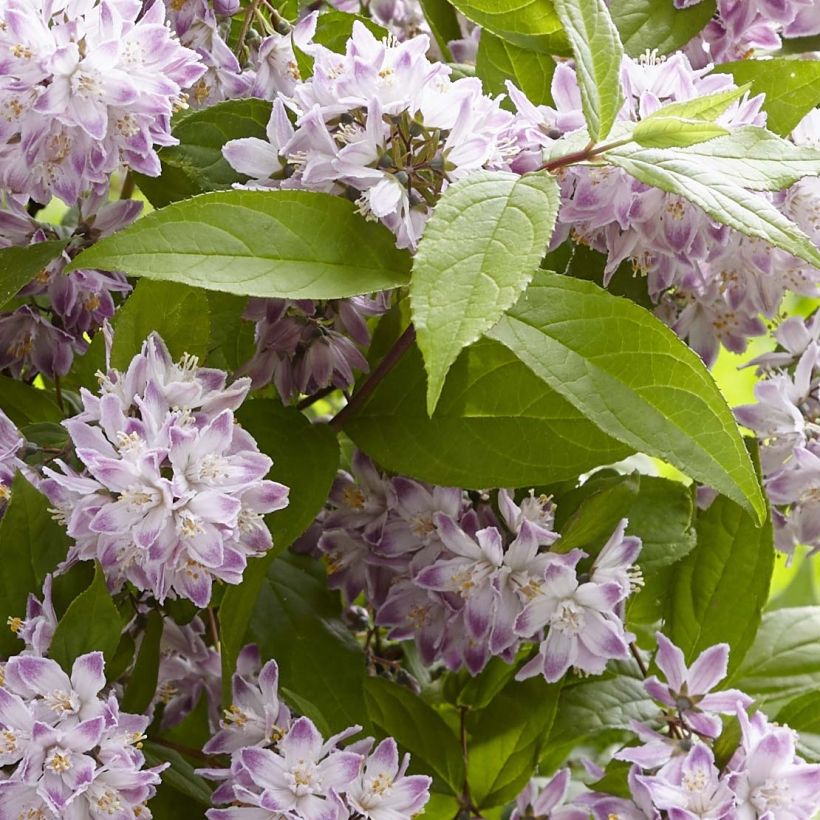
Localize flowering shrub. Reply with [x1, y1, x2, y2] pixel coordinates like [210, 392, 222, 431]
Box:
[0, 0, 818, 817]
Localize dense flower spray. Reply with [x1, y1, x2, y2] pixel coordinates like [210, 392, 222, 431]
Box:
[508, 54, 820, 366]
[0, 651, 166, 818]
[736, 309, 820, 557]
[199, 645, 432, 819]
[41, 332, 290, 606]
[0, 0, 204, 205]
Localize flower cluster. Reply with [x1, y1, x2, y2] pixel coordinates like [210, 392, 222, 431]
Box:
[0, 408, 24, 514]
[735, 310, 820, 557]
[41, 332, 290, 606]
[200, 645, 432, 819]
[0, 0, 203, 206]
[512, 634, 820, 818]
[223, 21, 517, 248]
[677, 0, 820, 67]
[0, 192, 138, 380]
[0, 651, 165, 818]
[509, 55, 820, 366]
[305, 452, 642, 680]
[152, 615, 222, 730]
[239, 294, 389, 402]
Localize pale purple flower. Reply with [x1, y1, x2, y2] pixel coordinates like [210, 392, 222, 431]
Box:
[0, 306, 75, 380]
[729, 705, 820, 818]
[0, 651, 164, 819]
[204, 654, 292, 755]
[0, 408, 24, 513]
[153, 616, 222, 730]
[511, 769, 590, 820]
[12, 574, 57, 657]
[639, 744, 735, 819]
[219, 717, 363, 818]
[346, 737, 431, 820]
[42, 332, 290, 606]
[589, 518, 644, 597]
[514, 550, 633, 682]
[0, 0, 204, 204]
[644, 633, 752, 738]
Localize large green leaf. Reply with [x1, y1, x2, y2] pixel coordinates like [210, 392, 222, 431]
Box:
[0, 376, 62, 427]
[219, 399, 339, 695]
[606, 142, 820, 268]
[609, 0, 716, 56]
[0, 239, 69, 310]
[66, 190, 412, 300]
[466, 677, 562, 808]
[49, 563, 124, 671]
[447, 0, 570, 53]
[411, 171, 559, 414]
[110, 280, 211, 369]
[486, 272, 766, 522]
[633, 117, 729, 149]
[776, 691, 820, 762]
[476, 30, 555, 105]
[364, 677, 464, 794]
[143, 743, 213, 807]
[712, 58, 820, 136]
[625, 127, 820, 190]
[554, 0, 623, 141]
[134, 98, 273, 208]
[543, 667, 655, 765]
[344, 337, 630, 488]
[665, 493, 773, 675]
[731, 607, 820, 714]
[121, 610, 164, 715]
[0, 473, 71, 657]
[419, 0, 463, 59]
[247, 553, 369, 733]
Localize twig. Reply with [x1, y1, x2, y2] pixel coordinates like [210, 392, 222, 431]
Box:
[207, 606, 221, 652]
[53, 374, 64, 412]
[630, 641, 649, 678]
[329, 324, 416, 430]
[119, 170, 135, 200]
[153, 737, 212, 764]
[296, 385, 336, 411]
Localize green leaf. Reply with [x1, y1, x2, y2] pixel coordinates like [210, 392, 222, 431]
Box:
[411, 171, 560, 414]
[624, 476, 695, 573]
[0, 375, 62, 427]
[623, 126, 820, 190]
[247, 553, 368, 733]
[134, 98, 273, 208]
[0, 473, 71, 657]
[633, 117, 729, 148]
[486, 271, 766, 522]
[609, 0, 716, 56]
[553, 0, 623, 141]
[466, 677, 562, 808]
[204, 292, 256, 371]
[554, 473, 641, 554]
[665, 492, 773, 675]
[110, 279, 211, 369]
[606, 141, 820, 269]
[447, 0, 570, 54]
[364, 677, 464, 793]
[543, 667, 655, 762]
[67, 190, 413, 300]
[475, 30, 555, 105]
[712, 58, 820, 136]
[456, 656, 520, 710]
[312, 10, 387, 51]
[776, 691, 820, 762]
[732, 606, 820, 713]
[638, 85, 750, 123]
[121, 610, 164, 714]
[236, 399, 340, 561]
[0, 239, 69, 310]
[49, 563, 123, 672]
[143, 742, 213, 806]
[419, 0, 462, 59]
[219, 399, 339, 694]
[344, 337, 630, 488]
